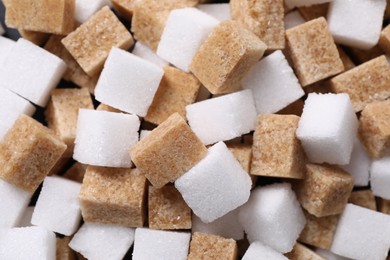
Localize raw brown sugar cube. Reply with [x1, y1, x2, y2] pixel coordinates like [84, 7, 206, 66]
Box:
[19, 29, 50, 46]
[45, 88, 93, 158]
[190, 20, 267, 94]
[330, 56, 390, 112]
[294, 163, 354, 217]
[379, 25, 390, 55]
[348, 190, 377, 211]
[130, 113, 207, 188]
[286, 17, 344, 86]
[298, 3, 329, 21]
[111, 0, 142, 19]
[337, 45, 355, 71]
[358, 100, 390, 158]
[346, 45, 384, 64]
[48, 156, 70, 176]
[56, 236, 76, 260]
[5, 0, 75, 35]
[0, 115, 67, 193]
[63, 163, 87, 183]
[227, 143, 257, 187]
[145, 66, 201, 125]
[230, 0, 285, 50]
[285, 243, 325, 260]
[62, 6, 134, 76]
[79, 166, 147, 227]
[148, 186, 191, 230]
[251, 114, 306, 179]
[188, 232, 237, 260]
[378, 198, 390, 215]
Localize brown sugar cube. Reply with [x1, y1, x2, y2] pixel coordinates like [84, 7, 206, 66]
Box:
[330, 56, 390, 112]
[251, 114, 306, 179]
[111, 0, 142, 19]
[378, 198, 390, 215]
[379, 25, 390, 55]
[348, 190, 377, 211]
[48, 156, 70, 176]
[337, 45, 355, 71]
[62, 6, 134, 76]
[294, 163, 354, 217]
[188, 232, 237, 260]
[386, 0, 390, 19]
[57, 236, 76, 260]
[358, 100, 390, 158]
[285, 243, 325, 260]
[5, 0, 75, 35]
[0, 115, 67, 193]
[277, 99, 304, 116]
[130, 113, 207, 188]
[19, 29, 50, 46]
[96, 103, 123, 113]
[190, 20, 267, 94]
[63, 163, 87, 183]
[227, 143, 257, 187]
[286, 17, 344, 86]
[145, 66, 201, 125]
[346, 45, 384, 64]
[79, 166, 147, 227]
[149, 186, 192, 230]
[298, 3, 329, 21]
[303, 80, 333, 95]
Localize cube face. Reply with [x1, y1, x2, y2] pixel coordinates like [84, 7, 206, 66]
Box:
[188, 232, 237, 260]
[297, 3, 329, 21]
[79, 166, 147, 227]
[227, 143, 257, 187]
[190, 20, 266, 94]
[286, 17, 344, 86]
[285, 243, 324, 260]
[111, 0, 140, 18]
[286, 0, 330, 9]
[243, 241, 287, 260]
[198, 3, 231, 21]
[379, 25, 390, 55]
[0, 36, 15, 65]
[370, 157, 390, 200]
[75, 0, 106, 23]
[63, 162, 87, 183]
[56, 236, 76, 260]
[348, 190, 377, 211]
[132, 41, 168, 68]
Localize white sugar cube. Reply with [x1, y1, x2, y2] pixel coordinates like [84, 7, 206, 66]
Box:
[73, 109, 140, 167]
[132, 41, 168, 68]
[316, 249, 350, 260]
[238, 183, 306, 253]
[0, 179, 32, 228]
[139, 130, 151, 140]
[95, 47, 164, 117]
[0, 36, 15, 66]
[242, 241, 288, 260]
[331, 204, 390, 260]
[0, 38, 66, 107]
[157, 8, 219, 72]
[198, 4, 231, 21]
[284, 11, 306, 30]
[186, 89, 257, 145]
[175, 141, 251, 223]
[370, 156, 390, 200]
[327, 0, 387, 50]
[0, 226, 56, 260]
[285, 0, 333, 8]
[17, 206, 34, 227]
[69, 222, 135, 260]
[75, 0, 107, 23]
[132, 228, 191, 260]
[31, 176, 81, 236]
[242, 50, 304, 114]
[296, 93, 358, 165]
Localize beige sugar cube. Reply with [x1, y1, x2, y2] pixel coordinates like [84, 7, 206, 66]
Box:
[130, 113, 207, 188]
[227, 143, 257, 187]
[63, 163, 87, 183]
[358, 100, 390, 158]
[57, 236, 76, 260]
[0, 115, 67, 193]
[348, 190, 377, 211]
[251, 114, 306, 179]
[230, 0, 285, 50]
[297, 3, 329, 21]
[330, 56, 390, 112]
[48, 156, 70, 176]
[145, 66, 201, 125]
[379, 25, 390, 55]
[378, 198, 390, 215]
[19, 29, 50, 46]
[285, 243, 325, 260]
[79, 166, 147, 227]
[303, 80, 333, 95]
[190, 20, 267, 94]
[188, 232, 237, 260]
[62, 6, 134, 76]
[347, 45, 384, 64]
[286, 17, 344, 86]
[337, 46, 356, 71]
[148, 186, 192, 230]
[294, 164, 354, 217]
[111, 0, 142, 19]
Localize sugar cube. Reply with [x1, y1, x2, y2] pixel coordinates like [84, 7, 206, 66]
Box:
[285, 11, 305, 30]
[17, 206, 34, 228]
[0, 36, 15, 66]
[63, 162, 87, 183]
[285, 243, 324, 260]
[111, 0, 141, 18]
[316, 249, 350, 260]
[188, 232, 237, 260]
[297, 3, 329, 21]
[139, 130, 151, 140]
[56, 236, 75, 260]
[380, 25, 390, 55]
[132, 41, 168, 68]
[370, 156, 390, 200]
[242, 241, 287, 260]
[348, 190, 377, 211]
[75, 0, 106, 23]
[197, 4, 231, 21]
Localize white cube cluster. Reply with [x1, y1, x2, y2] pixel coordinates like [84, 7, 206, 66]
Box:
[132, 41, 168, 68]
[186, 89, 257, 145]
[285, 0, 333, 8]
[242, 241, 288, 260]
[296, 93, 358, 165]
[370, 156, 390, 200]
[157, 7, 219, 72]
[75, 0, 107, 23]
[284, 11, 305, 30]
[73, 109, 140, 167]
[197, 3, 231, 21]
[0, 36, 15, 65]
[31, 176, 81, 236]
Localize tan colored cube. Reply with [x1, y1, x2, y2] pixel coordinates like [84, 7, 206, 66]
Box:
[112, 0, 142, 19]
[337, 45, 355, 71]
[0, 115, 67, 193]
[62, 6, 134, 76]
[380, 25, 390, 55]
[190, 20, 267, 94]
[230, 0, 284, 50]
[330, 56, 390, 112]
[56, 236, 76, 260]
[251, 114, 306, 179]
[277, 99, 304, 116]
[294, 164, 354, 217]
[298, 3, 329, 21]
[347, 45, 384, 64]
[130, 113, 207, 188]
[303, 80, 333, 95]
[63, 162, 87, 183]
[19, 29, 50, 46]
[378, 198, 390, 215]
[48, 156, 70, 176]
[227, 143, 257, 187]
[286, 17, 344, 86]
[149, 186, 191, 230]
[285, 243, 325, 260]
[348, 190, 377, 211]
[145, 66, 201, 125]
[79, 166, 147, 227]
[188, 232, 237, 260]
[359, 100, 390, 158]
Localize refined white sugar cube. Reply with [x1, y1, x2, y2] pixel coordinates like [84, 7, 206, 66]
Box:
[242, 50, 304, 114]
[17, 206, 34, 227]
[198, 4, 231, 21]
[242, 241, 288, 260]
[132, 228, 191, 260]
[69, 222, 135, 260]
[327, 0, 387, 50]
[139, 130, 151, 140]
[186, 89, 257, 145]
[331, 204, 390, 260]
[157, 8, 219, 72]
[0, 226, 56, 260]
[175, 141, 251, 223]
[296, 93, 358, 165]
[95, 47, 164, 117]
[285, 0, 333, 8]
[0, 36, 15, 66]
[316, 249, 350, 260]
[238, 183, 306, 253]
[31, 176, 81, 236]
[0, 179, 32, 228]
[284, 11, 306, 30]
[73, 109, 140, 168]
[0, 38, 66, 107]
[75, 0, 107, 23]
[132, 42, 168, 68]
[370, 156, 390, 200]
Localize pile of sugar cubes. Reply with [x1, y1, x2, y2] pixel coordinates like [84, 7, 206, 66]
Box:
[1, 0, 390, 259]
